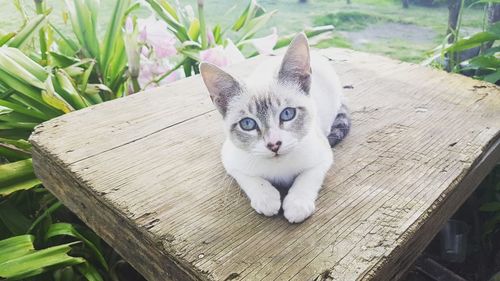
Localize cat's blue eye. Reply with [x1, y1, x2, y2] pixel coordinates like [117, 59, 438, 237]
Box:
[280, 107, 296, 122]
[239, 118, 257, 131]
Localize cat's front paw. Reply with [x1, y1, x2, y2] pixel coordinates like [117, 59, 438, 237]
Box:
[283, 194, 316, 223]
[250, 186, 281, 217]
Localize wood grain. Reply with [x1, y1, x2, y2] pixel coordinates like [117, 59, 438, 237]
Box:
[30, 48, 500, 281]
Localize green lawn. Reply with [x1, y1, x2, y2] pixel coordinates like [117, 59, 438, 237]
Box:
[0, 0, 484, 63]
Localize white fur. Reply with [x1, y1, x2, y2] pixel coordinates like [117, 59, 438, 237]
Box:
[220, 52, 343, 223]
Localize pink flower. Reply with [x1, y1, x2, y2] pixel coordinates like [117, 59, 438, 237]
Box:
[251, 27, 278, 55]
[200, 40, 245, 67]
[138, 56, 180, 89]
[200, 45, 228, 67]
[137, 17, 177, 59]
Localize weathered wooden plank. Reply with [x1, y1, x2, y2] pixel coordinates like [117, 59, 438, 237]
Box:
[30, 48, 500, 281]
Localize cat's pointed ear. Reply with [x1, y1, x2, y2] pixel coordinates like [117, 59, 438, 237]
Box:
[200, 63, 243, 116]
[278, 32, 311, 93]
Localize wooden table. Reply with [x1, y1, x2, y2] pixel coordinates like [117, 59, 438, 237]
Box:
[30, 48, 500, 281]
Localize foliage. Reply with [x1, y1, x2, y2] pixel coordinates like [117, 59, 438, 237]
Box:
[429, 0, 500, 83]
[479, 178, 500, 240]
[142, 0, 332, 79]
[0, 0, 143, 280]
[0, 0, 333, 280]
[0, 235, 85, 280]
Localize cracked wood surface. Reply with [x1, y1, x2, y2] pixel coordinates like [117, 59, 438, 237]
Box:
[30, 48, 500, 281]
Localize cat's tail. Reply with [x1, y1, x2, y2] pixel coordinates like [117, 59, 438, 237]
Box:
[328, 104, 351, 147]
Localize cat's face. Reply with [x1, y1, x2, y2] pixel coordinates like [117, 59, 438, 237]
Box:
[201, 33, 313, 158]
[223, 83, 314, 157]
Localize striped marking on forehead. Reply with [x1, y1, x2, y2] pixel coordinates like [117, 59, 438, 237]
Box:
[248, 95, 281, 115]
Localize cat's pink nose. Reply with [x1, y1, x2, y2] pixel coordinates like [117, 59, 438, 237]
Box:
[266, 141, 282, 153]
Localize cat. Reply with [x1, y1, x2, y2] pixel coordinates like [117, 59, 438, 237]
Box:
[200, 33, 350, 223]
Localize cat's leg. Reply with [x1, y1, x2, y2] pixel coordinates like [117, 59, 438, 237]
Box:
[327, 104, 351, 147]
[230, 171, 281, 216]
[282, 160, 331, 223]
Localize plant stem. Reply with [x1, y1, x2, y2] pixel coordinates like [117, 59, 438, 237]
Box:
[34, 0, 48, 65]
[131, 77, 141, 93]
[198, 0, 208, 49]
[144, 59, 185, 89]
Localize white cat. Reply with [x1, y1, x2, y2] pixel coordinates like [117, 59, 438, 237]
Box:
[200, 33, 349, 223]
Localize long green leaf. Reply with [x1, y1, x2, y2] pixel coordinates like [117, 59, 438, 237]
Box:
[0, 158, 35, 186]
[0, 33, 15, 47]
[0, 235, 34, 264]
[0, 201, 33, 235]
[145, 0, 189, 41]
[46, 223, 108, 270]
[27, 201, 62, 233]
[0, 177, 41, 197]
[42, 76, 75, 113]
[65, 0, 100, 59]
[8, 15, 46, 48]
[55, 69, 87, 109]
[102, 0, 130, 77]
[237, 10, 277, 43]
[0, 239, 84, 280]
[0, 97, 48, 120]
[0, 68, 59, 118]
[77, 263, 105, 281]
[1, 48, 48, 81]
[0, 51, 46, 89]
[446, 31, 500, 52]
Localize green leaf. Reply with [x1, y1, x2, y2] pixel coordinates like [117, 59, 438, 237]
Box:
[0, 99, 47, 120]
[0, 51, 46, 89]
[232, 1, 252, 32]
[188, 18, 200, 41]
[483, 213, 500, 237]
[0, 235, 34, 264]
[0, 32, 15, 47]
[8, 14, 47, 48]
[1, 48, 49, 81]
[65, 0, 100, 59]
[213, 24, 222, 45]
[101, 0, 130, 78]
[159, 0, 179, 21]
[77, 263, 104, 281]
[145, 0, 189, 41]
[27, 201, 62, 233]
[50, 23, 80, 54]
[42, 76, 75, 113]
[55, 69, 87, 109]
[469, 55, 500, 69]
[0, 201, 33, 235]
[0, 237, 84, 280]
[0, 177, 41, 197]
[49, 51, 81, 68]
[0, 158, 35, 186]
[483, 70, 500, 83]
[237, 10, 277, 43]
[446, 31, 500, 52]
[46, 223, 108, 270]
[480, 202, 500, 212]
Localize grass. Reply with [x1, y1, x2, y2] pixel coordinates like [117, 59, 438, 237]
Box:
[0, 0, 486, 63]
[314, 33, 353, 49]
[309, 1, 484, 63]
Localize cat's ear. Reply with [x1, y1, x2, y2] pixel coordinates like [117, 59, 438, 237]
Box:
[200, 63, 243, 116]
[278, 32, 311, 93]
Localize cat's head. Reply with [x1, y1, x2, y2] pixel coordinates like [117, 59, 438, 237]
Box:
[200, 33, 314, 158]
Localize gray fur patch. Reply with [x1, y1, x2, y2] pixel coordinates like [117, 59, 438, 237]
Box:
[328, 104, 351, 147]
[287, 106, 309, 139]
